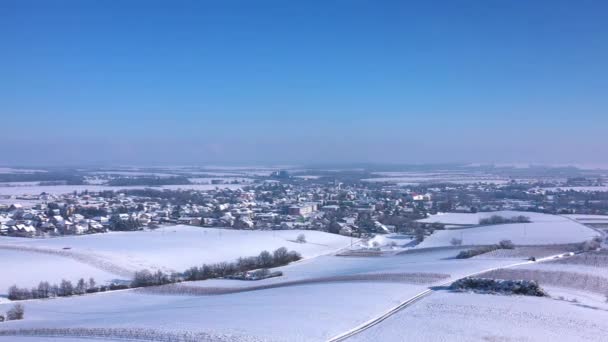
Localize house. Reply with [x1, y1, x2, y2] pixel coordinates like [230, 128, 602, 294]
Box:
[288, 203, 317, 216]
[178, 217, 202, 225]
[14, 224, 36, 237]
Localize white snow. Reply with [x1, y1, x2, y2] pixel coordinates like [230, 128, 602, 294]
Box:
[0, 226, 352, 286]
[0, 249, 122, 296]
[1, 211, 603, 341]
[417, 220, 597, 247]
[418, 210, 565, 225]
[348, 291, 608, 342]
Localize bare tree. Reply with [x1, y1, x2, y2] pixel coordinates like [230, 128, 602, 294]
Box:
[6, 304, 25, 321]
[59, 279, 74, 297]
[75, 278, 87, 295]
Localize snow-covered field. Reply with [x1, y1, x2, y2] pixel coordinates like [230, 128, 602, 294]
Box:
[1, 211, 605, 341]
[418, 210, 565, 225]
[348, 291, 608, 342]
[0, 249, 123, 296]
[417, 220, 596, 247]
[0, 226, 351, 293]
[415, 211, 598, 247]
[362, 171, 510, 185]
[0, 282, 429, 342]
[563, 214, 608, 224]
[0, 247, 528, 341]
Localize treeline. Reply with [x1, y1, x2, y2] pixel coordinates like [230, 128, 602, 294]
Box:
[0, 172, 84, 185]
[183, 247, 301, 281]
[7, 247, 302, 301]
[107, 176, 192, 187]
[456, 240, 515, 259]
[7, 278, 127, 301]
[479, 215, 530, 225]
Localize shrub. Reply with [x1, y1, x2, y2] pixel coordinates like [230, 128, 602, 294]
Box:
[456, 245, 499, 259]
[296, 234, 306, 243]
[450, 238, 463, 246]
[479, 215, 530, 225]
[580, 237, 602, 251]
[451, 277, 546, 296]
[6, 304, 25, 320]
[498, 240, 515, 249]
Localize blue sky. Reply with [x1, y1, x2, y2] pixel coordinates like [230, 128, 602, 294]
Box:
[1, 0, 607, 166]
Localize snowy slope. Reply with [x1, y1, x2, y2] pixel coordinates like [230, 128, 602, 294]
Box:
[0, 249, 123, 296]
[417, 220, 597, 247]
[348, 291, 608, 342]
[0, 226, 352, 280]
[0, 247, 528, 342]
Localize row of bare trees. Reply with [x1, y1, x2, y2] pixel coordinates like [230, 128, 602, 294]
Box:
[183, 247, 302, 281]
[8, 278, 100, 301]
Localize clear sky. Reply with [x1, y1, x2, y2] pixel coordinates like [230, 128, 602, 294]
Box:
[1, 0, 607, 166]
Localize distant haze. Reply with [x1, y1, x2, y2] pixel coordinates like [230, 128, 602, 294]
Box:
[1, 1, 606, 166]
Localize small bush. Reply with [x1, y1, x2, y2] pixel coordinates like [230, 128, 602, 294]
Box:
[450, 238, 463, 246]
[296, 234, 306, 243]
[580, 237, 602, 251]
[498, 240, 515, 249]
[6, 304, 25, 321]
[456, 245, 499, 259]
[479, 215, 530, 225]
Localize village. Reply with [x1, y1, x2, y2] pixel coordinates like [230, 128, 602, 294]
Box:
[2, 169, 607, 239]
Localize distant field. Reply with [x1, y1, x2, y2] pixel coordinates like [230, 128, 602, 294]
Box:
[0, 183, 244, 196]
[417, 221, 596, 248]
[415, 211, 597, 248]
[418, 210, 564, 225]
